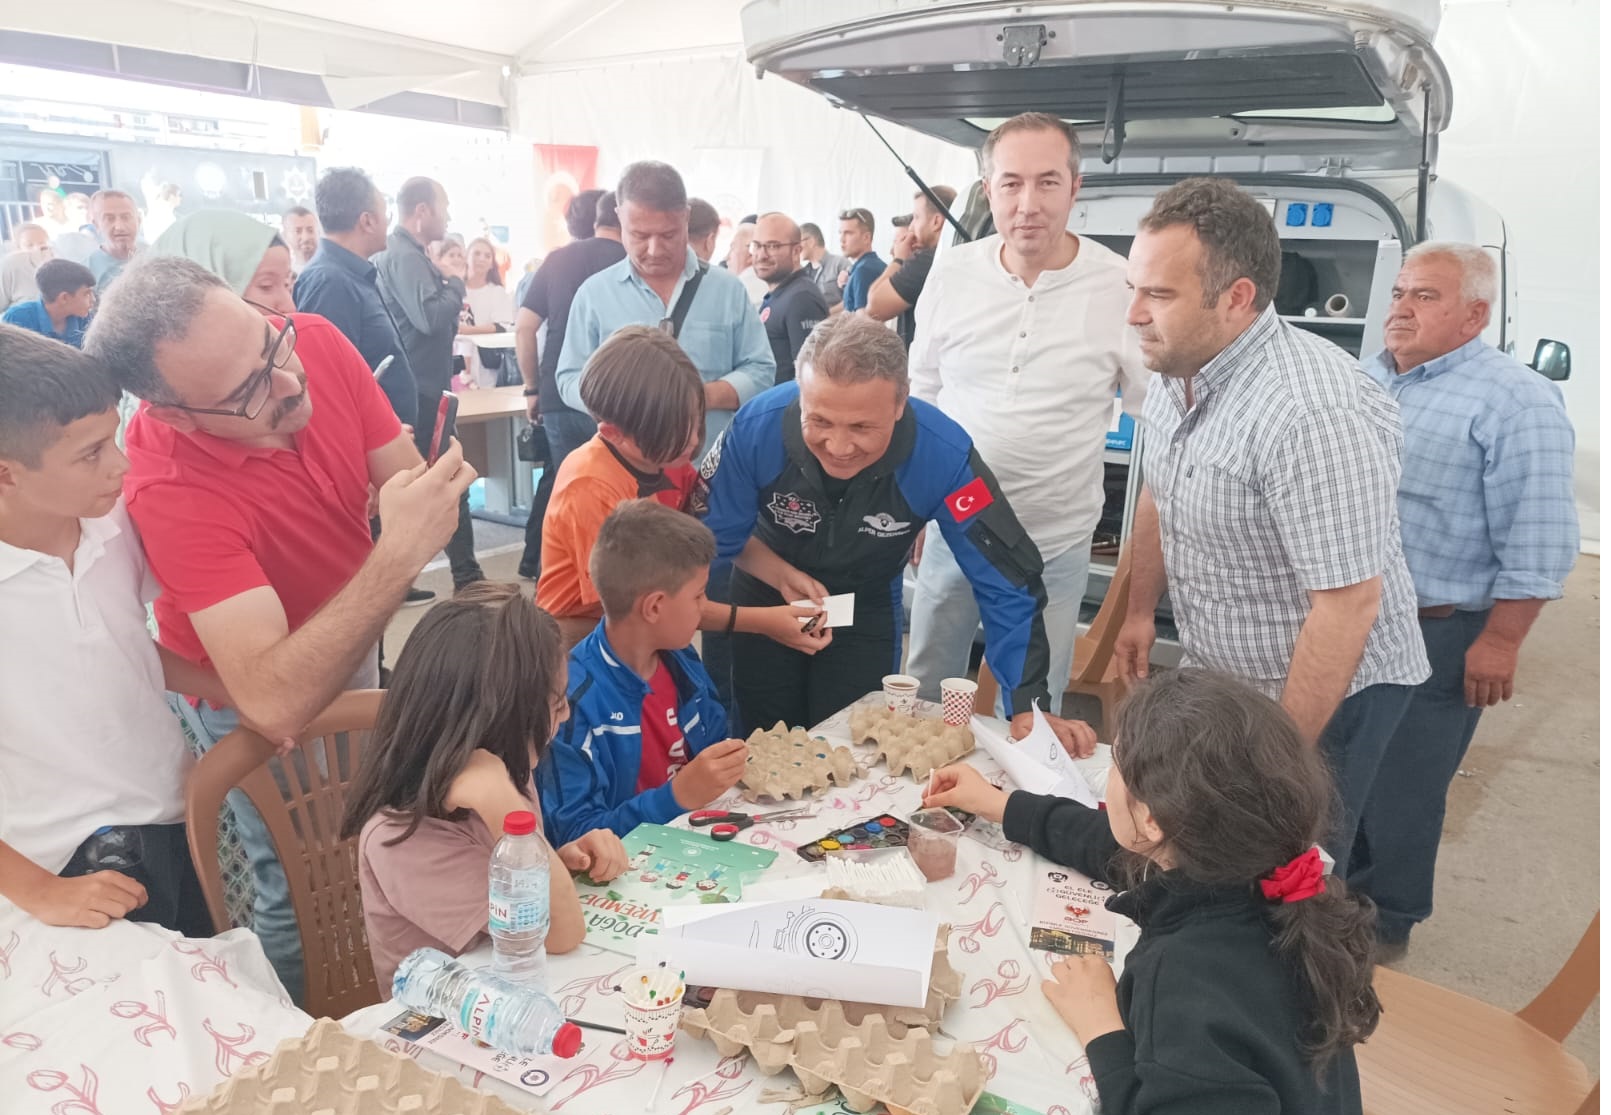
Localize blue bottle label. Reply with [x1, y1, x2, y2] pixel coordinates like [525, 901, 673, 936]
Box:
[489, 897, 545, 933]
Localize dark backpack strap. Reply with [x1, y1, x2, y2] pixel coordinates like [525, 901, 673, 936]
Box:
[665, 261, 709, 339]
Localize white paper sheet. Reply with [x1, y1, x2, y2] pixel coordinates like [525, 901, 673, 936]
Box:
[638, 898, 937, 1008]
[792, 592, 855, 629]
[973, 705, 1101, 808]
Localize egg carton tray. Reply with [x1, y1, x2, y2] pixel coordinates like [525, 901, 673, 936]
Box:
[739, 721, 862, 803]
[177, 1017, 525, 1115]
[848, 706, 976, 781]
[679, 927, 979, 1115]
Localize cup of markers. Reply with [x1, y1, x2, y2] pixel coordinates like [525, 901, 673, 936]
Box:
[621, 966, 685, 1060]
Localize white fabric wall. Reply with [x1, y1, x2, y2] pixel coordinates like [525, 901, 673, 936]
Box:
[1433, 0, 1600, 548]
[512, 52, 977, 259]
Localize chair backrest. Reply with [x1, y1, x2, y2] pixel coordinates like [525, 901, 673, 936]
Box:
[1516, 911, 1599, 1043]
[186, 689, 384, 1018]
[1071, 542, 1133, 684]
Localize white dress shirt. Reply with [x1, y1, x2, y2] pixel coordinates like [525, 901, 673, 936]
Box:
[0, 502, 190, 874]
[909, 233, 1150, 559]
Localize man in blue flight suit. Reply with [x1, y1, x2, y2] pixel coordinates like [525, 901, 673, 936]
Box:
[699, 313, 1097, 755]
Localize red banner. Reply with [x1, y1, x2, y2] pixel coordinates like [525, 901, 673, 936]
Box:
[533, 144, 600, 253]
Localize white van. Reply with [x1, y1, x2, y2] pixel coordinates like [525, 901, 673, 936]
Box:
[741, 0, 1570, 651]
[741, 0, 1569, 376]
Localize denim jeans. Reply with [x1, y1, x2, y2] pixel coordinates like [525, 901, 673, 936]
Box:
[1317, 681, 1416, 870]
[520, 406, 599, 577]
[906, 526, 1091, 718]
[191, 699, 304, 1006]
[1348, 609, 1489, 942]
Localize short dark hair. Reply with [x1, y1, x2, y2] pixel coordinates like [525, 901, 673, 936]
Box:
[0, 324, 120, 466]
[980, 112, 1083, 179]
[590, 500, 716, 621]
[579, 325, 705, 465]
[1139, 177, 1281, 311]
[84, 255, 229, 403]
[282, 205, 313, 220]
[315, 167, 381, 233]
[36, 259, 96, 303]
[687, 198, 720, 239]
[396, 176, 441, 220]
[566, 189, 606, 240]
[800, 222, 824, 247]
[616, 161, 687, 213]
[838, 208, 874, 235]
[595, 190, 620, 230]
[917, 185, 958, 214]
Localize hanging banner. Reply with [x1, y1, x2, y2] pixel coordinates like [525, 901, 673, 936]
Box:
[532, 144, 599, 254]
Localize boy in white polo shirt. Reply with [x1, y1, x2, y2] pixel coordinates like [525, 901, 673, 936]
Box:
[0, 324, 228, 933]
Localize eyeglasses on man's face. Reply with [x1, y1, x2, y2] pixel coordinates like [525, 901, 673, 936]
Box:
[165, 314, 297, 420]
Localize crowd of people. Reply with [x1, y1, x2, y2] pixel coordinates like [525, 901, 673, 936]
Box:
[0, 109, 1580, 1113]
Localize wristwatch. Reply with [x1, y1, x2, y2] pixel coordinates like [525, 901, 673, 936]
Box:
[522, 387, 540, 397]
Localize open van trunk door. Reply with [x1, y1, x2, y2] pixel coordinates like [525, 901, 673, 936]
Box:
[741, 0, 1450, 174]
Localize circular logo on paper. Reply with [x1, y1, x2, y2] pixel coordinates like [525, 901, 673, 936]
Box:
[802, 919, 852, 960]
[520, 1068, 551, 1087]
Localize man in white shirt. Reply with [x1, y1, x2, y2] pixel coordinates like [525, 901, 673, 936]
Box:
[0, 325, 229, 933]
[906, 112, 1149, 711]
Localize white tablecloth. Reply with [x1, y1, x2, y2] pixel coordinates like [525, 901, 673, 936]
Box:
[0, 905, 312, 1114]
[346, 699, 1127, 1115]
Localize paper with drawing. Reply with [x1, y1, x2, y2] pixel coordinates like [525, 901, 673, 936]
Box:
[640, 898, 938, 1008]
[972, 706, 1101, 807]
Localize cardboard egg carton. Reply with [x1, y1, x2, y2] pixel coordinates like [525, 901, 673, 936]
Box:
[848, 707, 975, 780]
[739, 721, 862, 802]
[177, 1018, 525, 1115]
[679, 928, 977, 1114]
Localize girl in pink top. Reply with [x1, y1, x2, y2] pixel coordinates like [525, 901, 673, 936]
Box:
[341, 582, 629, 990]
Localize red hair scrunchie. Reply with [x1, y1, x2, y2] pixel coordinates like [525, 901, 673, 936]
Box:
[1259, 846, 1326, 903]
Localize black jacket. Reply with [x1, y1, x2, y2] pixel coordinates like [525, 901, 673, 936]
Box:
[1002, 792, 1363, 1115]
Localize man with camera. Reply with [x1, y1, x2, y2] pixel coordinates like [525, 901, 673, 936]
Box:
[864, 185, 957, 348]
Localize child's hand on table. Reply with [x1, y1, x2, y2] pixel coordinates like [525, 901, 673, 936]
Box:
[559, 829, 629, 883]
[18, 870, 148, 929]
[922, 764, 1009, 823]
[1042, 954, 1126, 1046]
[671, 738, 750, 809]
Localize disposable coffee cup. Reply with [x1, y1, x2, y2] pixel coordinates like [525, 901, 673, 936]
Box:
[882, 674, 920, 715]
[940, 678, 978, 726]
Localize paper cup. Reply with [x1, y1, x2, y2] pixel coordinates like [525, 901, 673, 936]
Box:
[622, 968, 683, 1061]
[940, 678, 978, 726]
[882, 674, 920, 715]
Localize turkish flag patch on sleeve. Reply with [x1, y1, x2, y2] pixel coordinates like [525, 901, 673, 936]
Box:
[945, 476, 995, 522]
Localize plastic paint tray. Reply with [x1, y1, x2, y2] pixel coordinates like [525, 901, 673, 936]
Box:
[795, 814, 911, 863]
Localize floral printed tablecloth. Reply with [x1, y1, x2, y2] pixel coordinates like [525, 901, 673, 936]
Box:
[345, 698, 1130, 1115]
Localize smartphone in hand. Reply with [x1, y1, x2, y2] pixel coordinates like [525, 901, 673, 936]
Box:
[427, 391, 459, 465]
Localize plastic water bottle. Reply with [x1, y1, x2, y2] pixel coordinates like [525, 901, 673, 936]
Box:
[392, 948, 581, 1058]
[489, 810, 551, 988]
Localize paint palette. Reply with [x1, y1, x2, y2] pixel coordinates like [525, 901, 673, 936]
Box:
[795, 814, 912, 863]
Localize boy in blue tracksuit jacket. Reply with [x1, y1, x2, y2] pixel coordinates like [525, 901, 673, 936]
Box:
[696, 314, 1063, 738]
[538, 501, 750, 846]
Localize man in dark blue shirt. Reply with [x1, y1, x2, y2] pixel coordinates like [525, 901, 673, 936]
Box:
[838, 207, 885, 313]
[294, 167, 418, 428]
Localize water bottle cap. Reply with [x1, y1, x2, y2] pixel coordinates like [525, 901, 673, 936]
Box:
[503, 810, 537, 836]
[552, 1021, 583, 1058]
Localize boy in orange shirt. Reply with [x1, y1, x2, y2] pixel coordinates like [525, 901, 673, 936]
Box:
[536, 325, 827, 654]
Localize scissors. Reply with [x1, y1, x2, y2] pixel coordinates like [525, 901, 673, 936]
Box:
[690, 806, 816, 841]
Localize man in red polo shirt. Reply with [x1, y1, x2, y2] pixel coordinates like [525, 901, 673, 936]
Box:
[84, 254, 475, 1004]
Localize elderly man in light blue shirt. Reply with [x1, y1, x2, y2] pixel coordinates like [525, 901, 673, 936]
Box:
[1356, 241, 1578, 959]
[555, 161, 774, 454]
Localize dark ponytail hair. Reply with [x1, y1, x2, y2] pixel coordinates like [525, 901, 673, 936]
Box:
[1108, 669, 1381, 1070]
[341, 582, 565, 844]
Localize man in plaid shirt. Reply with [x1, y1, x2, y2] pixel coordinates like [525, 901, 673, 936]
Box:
[1357, 243, 1577, 957]
[1114, 177, 1429, 868]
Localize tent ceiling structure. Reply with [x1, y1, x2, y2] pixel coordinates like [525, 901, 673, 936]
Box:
[0, 0, 747, 127]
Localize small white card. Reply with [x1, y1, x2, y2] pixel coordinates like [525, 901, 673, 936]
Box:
[792, 592, 855, 629]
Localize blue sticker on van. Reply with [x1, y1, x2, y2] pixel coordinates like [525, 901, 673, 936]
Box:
[1285, 203, 1308, 227]
[1311, 203, 1334, 228]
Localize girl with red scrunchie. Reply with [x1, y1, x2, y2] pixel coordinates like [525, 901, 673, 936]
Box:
[925, 668, 1380, 1115]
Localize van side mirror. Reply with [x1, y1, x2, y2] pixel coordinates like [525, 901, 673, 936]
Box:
[1531, 339, 1571, 381]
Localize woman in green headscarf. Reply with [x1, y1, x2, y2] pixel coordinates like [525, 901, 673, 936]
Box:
[152, 209, 296, 315]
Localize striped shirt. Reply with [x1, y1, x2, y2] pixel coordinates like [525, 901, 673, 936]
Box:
[1362, 338, 1577, 609]
[1141, 306, 1428, 697]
